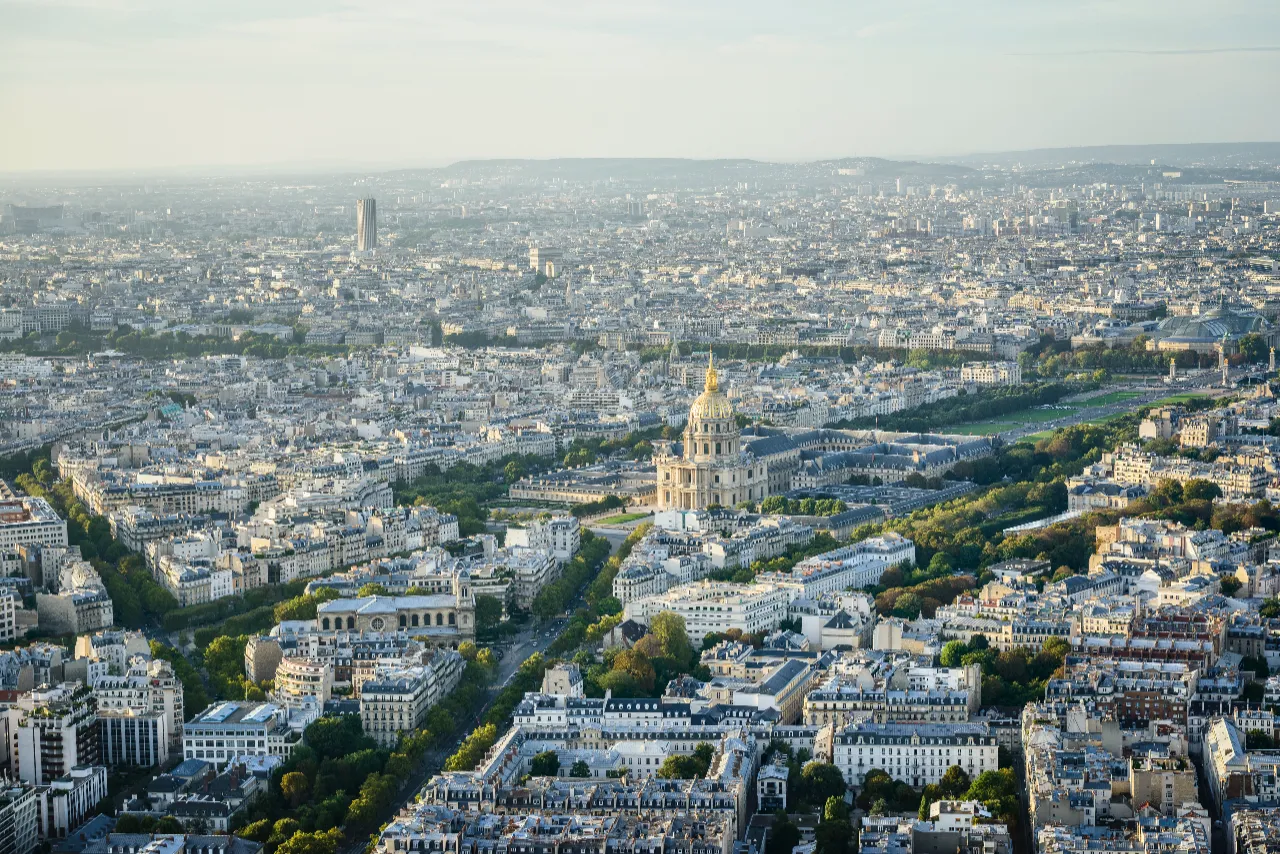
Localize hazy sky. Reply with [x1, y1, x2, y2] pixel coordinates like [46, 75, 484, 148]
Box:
[3, 0, 1279, 173]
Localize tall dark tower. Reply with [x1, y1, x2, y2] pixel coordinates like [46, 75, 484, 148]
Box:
[356, 198, 377, 252]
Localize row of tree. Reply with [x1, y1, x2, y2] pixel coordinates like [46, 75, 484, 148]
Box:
[531, 530, 612, 618]
[14, 470, 179, 629]
[2, 322, 344, 360]
[443, 653, 549, 772]
[233, 653, 503, 853]
[756, 496, 849, 516]
[545, 523, 653, 656]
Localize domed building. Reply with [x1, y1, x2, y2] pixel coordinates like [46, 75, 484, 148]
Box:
[1148, 304, 1272, 354]
[655, 356, 767, 510]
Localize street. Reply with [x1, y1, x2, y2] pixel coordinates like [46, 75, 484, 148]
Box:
[343, 531, 626, 854]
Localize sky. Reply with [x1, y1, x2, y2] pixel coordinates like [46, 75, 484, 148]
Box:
[3, 0, 1280, 174]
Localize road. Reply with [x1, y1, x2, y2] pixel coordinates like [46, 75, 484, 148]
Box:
[344, 532, 626, 854]
[587, 525, 633, 553]
[337, 615, 569, 854]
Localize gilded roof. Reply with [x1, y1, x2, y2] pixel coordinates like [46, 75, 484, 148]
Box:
[690, 353, 734, 421]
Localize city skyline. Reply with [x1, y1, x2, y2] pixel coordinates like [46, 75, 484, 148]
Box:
[4, 4, 1280, 852]
[4, 0, 1280, 173]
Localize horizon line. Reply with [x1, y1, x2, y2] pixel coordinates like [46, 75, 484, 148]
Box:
[3, 140, 1280, 184]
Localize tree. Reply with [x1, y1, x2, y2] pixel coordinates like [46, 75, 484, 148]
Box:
[240, 819, 273, 842]
[268, 817, 300, 847]
[767, 813, 801, 854]
[445, 723, 498, 772]
[693, 742, 715, 773]
[570, 760, 591, 777]
[649, 611, 693, 666]
[1247, 729, 1277, 750]
[656, 743, 715, 779]
[1149, 479, 1184, 508]
[357, 582, 389, 597]
[939, 640, 967, 668]
[656, 754, 700, 779]
[531, 750, 560, 777]
[275, 829, 344, 854]
[596, 670, 642, 697]
[891, 592, 923, 619]
[1183, 479, 1222, 502]
[281, 771, 310, 807]
[459, 641, 478, 661]
[475, 594, 505, 633]
[815, 819, 852, 854]
[823, 796, 849, 822]
[802, 762, 848, 805]
[155, 816, 185, 833]
[965, 769, 1019, 825]
[612, 649, 657, 692]
[1221, 575, 1243, 597]
[927, 552, 952, 575]
[305, 714, 373, 760]
[1241, 333, 1269, 364]
[938, 765, 971, 797]
[1262, 598, 1280, 618]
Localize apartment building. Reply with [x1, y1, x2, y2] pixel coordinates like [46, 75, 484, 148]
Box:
[7, 683, 100, 785]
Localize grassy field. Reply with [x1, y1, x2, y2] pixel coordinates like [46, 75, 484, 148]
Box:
[1081, 411, 1130, 425]
[947, 407, 1077, 436]
[1019, 430, 1055, 444]
[1149, 392, 1211, 405]
[1080, 390, 1143, 405]
[596, 512, 652, 525]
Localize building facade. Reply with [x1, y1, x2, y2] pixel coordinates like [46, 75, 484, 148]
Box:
[655, 358, 767, 511]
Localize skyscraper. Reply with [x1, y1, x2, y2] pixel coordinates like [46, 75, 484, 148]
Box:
[357, 198, 377, 252]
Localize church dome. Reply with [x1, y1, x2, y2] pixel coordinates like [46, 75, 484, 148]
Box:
[689, 356, 734, 422]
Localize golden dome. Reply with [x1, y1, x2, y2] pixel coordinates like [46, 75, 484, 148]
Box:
[689, 353, 734, 421]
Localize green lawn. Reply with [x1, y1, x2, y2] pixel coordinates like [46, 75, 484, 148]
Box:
[1081, 412, 1129, 425]
[1149, 392, 1211, 405]
[948, 407, 1077, 435]
[1080, 391, 1142, 405]
[597, 512, 652, 525]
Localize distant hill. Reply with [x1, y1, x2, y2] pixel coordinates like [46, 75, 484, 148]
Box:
[936, 141, 1280, 168]
[817, 157, 976, 180]
[434, 157, 767, 181]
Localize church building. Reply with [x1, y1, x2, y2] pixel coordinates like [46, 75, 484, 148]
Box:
[654, 356, 767, 510]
